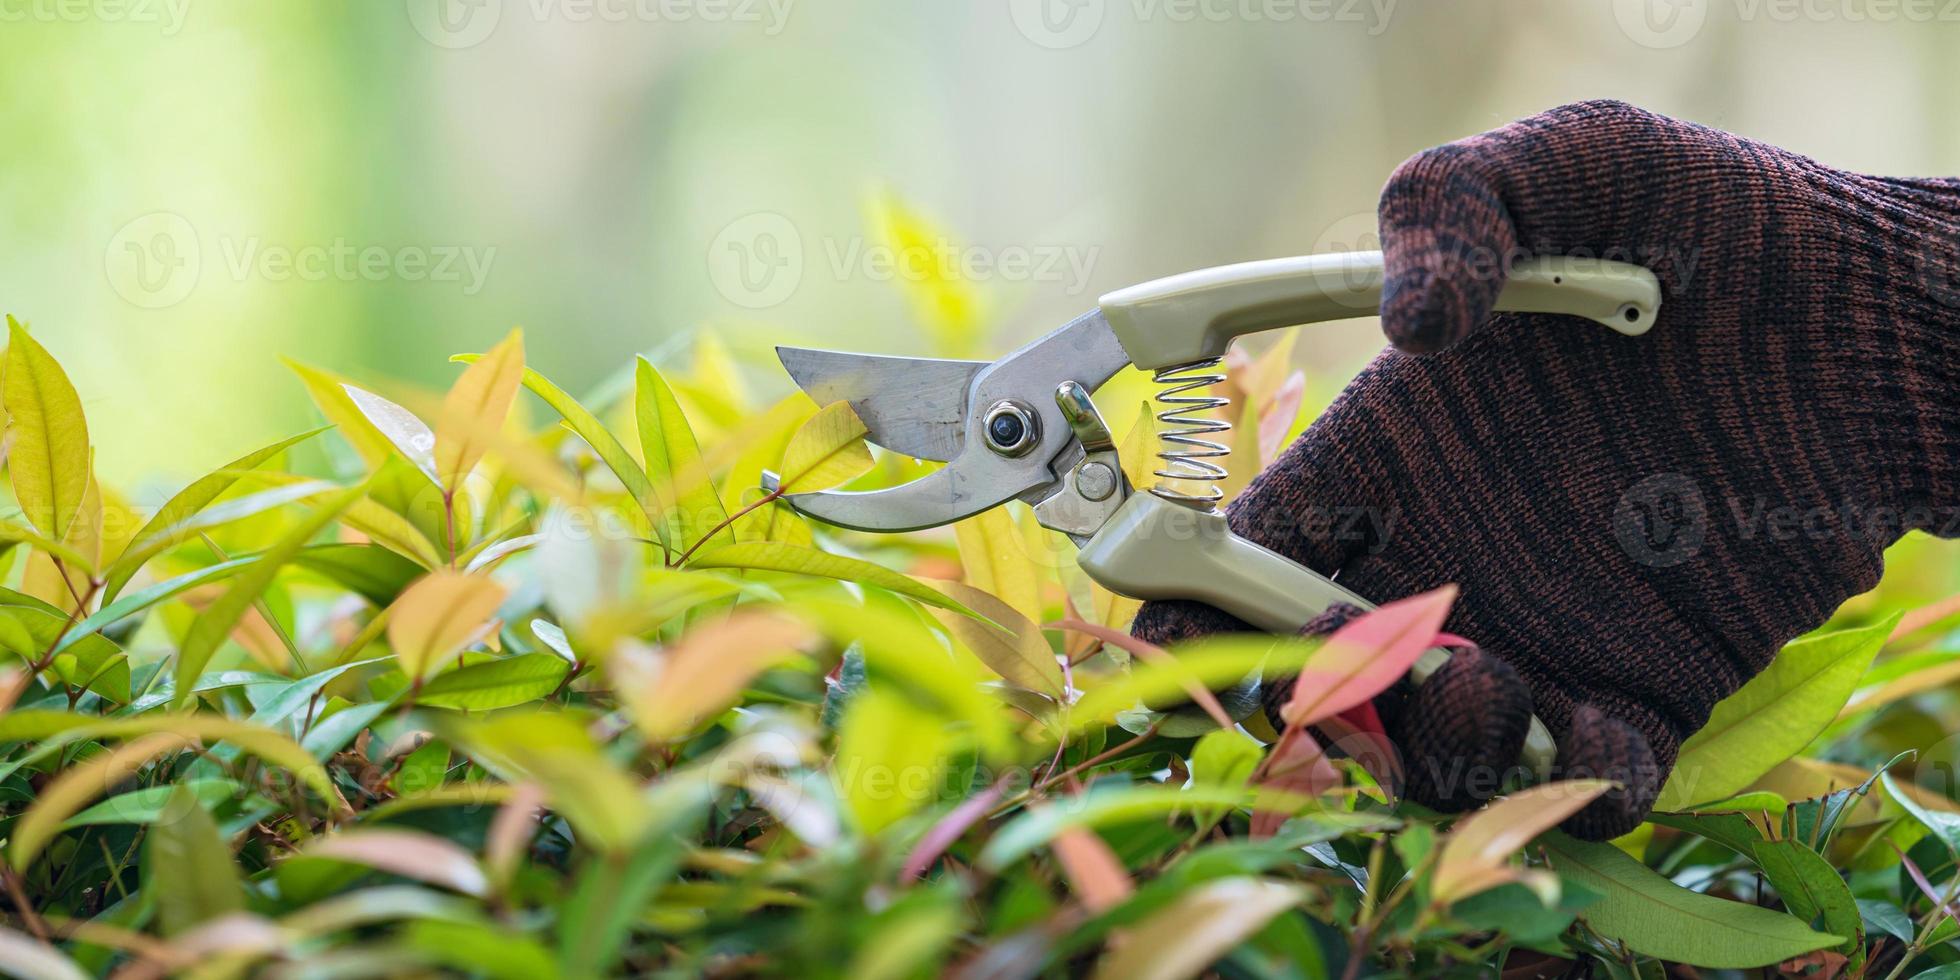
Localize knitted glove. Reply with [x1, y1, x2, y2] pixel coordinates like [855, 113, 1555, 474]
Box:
[1133, 100, 1960, 840]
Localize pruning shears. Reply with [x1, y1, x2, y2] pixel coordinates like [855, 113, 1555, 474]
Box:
[770, 250, 1661, 773]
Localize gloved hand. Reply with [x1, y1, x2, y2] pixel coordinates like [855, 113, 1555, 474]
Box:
[1132, 100, 1960, 839]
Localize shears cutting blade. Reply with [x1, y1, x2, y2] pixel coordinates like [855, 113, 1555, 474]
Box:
[775, 308, 1133, 532]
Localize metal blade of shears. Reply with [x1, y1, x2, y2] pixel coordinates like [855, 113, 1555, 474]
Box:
[776, 347, 985, 462]
[777, 309, 1134, 532]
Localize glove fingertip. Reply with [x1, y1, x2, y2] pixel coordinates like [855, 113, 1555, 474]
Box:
[1377, 145, 1518, 354]
[1387, 645, 1533, 812]
[1555, 705, 1663, 841]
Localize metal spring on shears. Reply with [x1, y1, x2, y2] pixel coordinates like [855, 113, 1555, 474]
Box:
[1149, 357, 1232, 506]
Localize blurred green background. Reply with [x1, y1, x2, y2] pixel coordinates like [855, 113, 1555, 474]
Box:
[6, 0, 1958, 488]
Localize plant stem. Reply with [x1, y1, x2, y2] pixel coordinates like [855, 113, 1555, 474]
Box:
[442, 488, 459, 568]
[670, 489, 782, 567]
[1, 865, 47, 942]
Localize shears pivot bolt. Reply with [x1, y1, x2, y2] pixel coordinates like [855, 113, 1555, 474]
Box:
[1075, 460, 1117, 501]
[983, 400, 1040, 457]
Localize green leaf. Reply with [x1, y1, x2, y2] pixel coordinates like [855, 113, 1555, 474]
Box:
[685, 542, 978, 617]
[1542, 833, 1841, 968]
[391, 739, 450, 796]
[247, 657, 390, 730]
[99, 428, 325, 602]
[441, 710, 649, 852]
[1883, 771, 1960, 857]
[144, 784, 244, 937]
[418, 654, 569, 710]
[293, 543, 425, 606]
[0, 713, 340, 812]
[0, 597, 128, 702]
[557, 779, 712, 976]
[49, 639, 129, 705]
[173, 482, 368, 706]
[834, 687, 957, 835]
[58, 557, 255, 655]
[1751, 839, 1861, 957]
[1655, 616, 1896, 811]
[981, 785, 1256, 870]
[343, 383, 440, 484]
[1451, 881, 1599, 946]
[103, 480, 334, 594]
[1191, 728, 1263, 829]
[402, 920, 556, 980]
[635, 357, 731, 553]
[457, 356, 659, 533]
[1858, 898, 1915, 942]
[3, 318, 90, 539]
[64, 779, 240, 829]
[0, 519, 97, 571]
[1645, 811, 1767, 856]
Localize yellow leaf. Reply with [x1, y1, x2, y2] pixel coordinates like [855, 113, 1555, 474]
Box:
[1116, 400, 1156, 498]
[286, 359, 397, 469]
[1839, 656, 1960, 723]
[388, 571, 508, 682]
[3, 318, 90, 539]
[775, 401, 873, 494]
[722, 397, 813, 540]
[23, 468, 101, 613]
[613, 613, 812, 740]
[834, 687, 954, 834]
[442, 711, 650, 853]
[342, 497, 444, 568]
[866, 190, 987, 358]
[1090, 878, 1305, 980]
[926, 579, 1064, 698]
[1431, 779, 1615, 905]
[1076, 401, 1156, 633]
[435, 328, 525, 494]
[953, 507, 1042, 626]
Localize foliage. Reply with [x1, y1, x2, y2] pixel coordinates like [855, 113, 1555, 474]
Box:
[5, 214, 1960, 978]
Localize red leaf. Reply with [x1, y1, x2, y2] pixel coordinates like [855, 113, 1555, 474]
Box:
[1052, 825, 1134, 913]
[901, 778, 1007, 881]
[1318, 711, 1402, 797]
[1250, 728, 1340, 838]
[1257, 371, 1306, 465]
[1280, 586, 1457, 728]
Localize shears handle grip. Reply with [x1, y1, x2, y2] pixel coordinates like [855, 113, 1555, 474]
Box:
[1099, 251, 1661, 371]
[1078, 492, 1558, 775]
